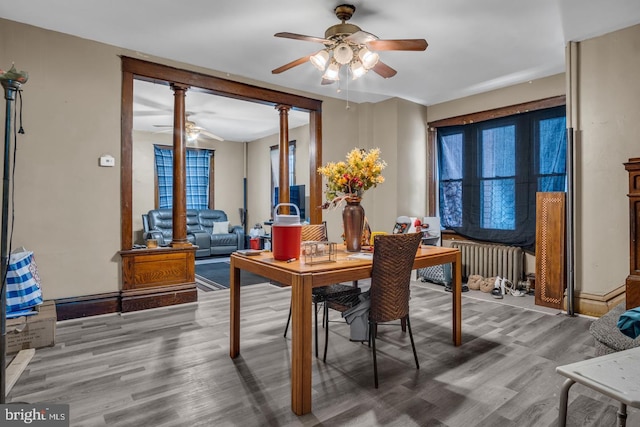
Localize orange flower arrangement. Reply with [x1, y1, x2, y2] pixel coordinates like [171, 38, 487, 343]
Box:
[317, 147, 386, 208]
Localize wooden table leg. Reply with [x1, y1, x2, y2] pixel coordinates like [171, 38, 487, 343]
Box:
[453, 251, 462, 346]
[290, 274, 313, 415]
[230, 257, 241, 358]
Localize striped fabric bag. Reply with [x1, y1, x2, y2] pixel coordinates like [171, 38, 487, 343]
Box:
[6, 249, 43, 314]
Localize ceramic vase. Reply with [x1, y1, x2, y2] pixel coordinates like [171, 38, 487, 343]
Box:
[342, 196, 365, 252]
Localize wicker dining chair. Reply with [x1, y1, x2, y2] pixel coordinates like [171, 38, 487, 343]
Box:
[323, 232, 423, 388]
[283, 222, 361, 358]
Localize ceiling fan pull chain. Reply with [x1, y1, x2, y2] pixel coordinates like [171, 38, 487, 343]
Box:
[346, 68, 350, 110]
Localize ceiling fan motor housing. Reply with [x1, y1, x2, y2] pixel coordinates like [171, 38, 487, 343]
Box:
[324, 23, 361, 40]
[334, 4, 356, 21]
[326, 4, 359, 40]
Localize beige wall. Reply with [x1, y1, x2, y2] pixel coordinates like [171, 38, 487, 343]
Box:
[572, 24, 640, 296]
[314, 97, 429, 241]
[361, 98, 429, 235]
[3, 16, 639, 309]
[314, 98, 362, 242]
[427, 73, 566, 120]
[1, 19, 123, 299]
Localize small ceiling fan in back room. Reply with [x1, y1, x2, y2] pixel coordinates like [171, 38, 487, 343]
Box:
[153, 116, 224, 143]
[271, 4, 428, 84]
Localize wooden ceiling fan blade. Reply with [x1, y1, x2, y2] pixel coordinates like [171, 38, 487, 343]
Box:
[367, 39, 428, 51]
[372, 61, 397, 79]
[272, 55, 312, 74]
[344, 31, 378, 45]
[274, 32, 330, 44]
[199, 129, 224, 141]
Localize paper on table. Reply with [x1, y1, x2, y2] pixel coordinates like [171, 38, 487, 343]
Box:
[236, 249, 264, 256]
[346, 252, 373, 260]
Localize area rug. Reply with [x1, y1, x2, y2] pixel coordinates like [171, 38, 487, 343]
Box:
[195, 261, 269, 290]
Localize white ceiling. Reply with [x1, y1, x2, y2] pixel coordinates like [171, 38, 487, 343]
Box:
[3, 0, 640, 141]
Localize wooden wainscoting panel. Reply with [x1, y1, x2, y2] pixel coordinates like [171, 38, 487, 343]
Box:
[120, 247, 197, 313]
[535, 192, 566, 309]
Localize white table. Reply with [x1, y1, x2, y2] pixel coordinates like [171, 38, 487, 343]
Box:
[556, 346, 640, 427]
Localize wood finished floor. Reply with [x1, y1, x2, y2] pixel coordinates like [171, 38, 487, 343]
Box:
[9, 281, 638, 427]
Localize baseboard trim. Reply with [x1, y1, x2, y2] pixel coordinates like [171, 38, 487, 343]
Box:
[565, 285, 626, 317]
[55, 292, 121, 321]
[121, 285, 197, 313]
[54, 286, 198, 320]
[53, 282, 625, 320]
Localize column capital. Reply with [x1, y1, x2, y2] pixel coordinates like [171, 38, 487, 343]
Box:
[170, 82, 190, 92]
[276, 104, 292, 113]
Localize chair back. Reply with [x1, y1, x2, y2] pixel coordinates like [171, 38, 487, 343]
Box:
[147, 209, 174, 240]
[301, 222, 328, 242]
[369, 232, 422, 323]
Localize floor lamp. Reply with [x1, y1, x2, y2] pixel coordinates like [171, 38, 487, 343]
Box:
[0, 65, 28, 403]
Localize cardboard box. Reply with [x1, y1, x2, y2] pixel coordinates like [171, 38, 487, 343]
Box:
[5, 301, 56, 354]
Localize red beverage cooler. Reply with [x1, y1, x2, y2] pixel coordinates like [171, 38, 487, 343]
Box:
[271, 203, 302, 261]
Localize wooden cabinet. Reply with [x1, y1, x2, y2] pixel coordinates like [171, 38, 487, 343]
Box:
[625, 157, 640, 309]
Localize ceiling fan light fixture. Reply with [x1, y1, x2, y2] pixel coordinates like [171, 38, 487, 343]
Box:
[359, 48, 379, 70]
[310, 50, 329, 71]
[187, 130, 200, 143]
[358, 47, 380, 70]
[350, 60, 366, 79]
[333, 43, 354, 65]
[322, 60, 340, 81]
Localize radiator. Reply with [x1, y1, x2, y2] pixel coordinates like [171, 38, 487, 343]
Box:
[449, 241, 524, 285]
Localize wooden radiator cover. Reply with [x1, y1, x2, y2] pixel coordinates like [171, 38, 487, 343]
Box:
[535, 192, 566, 309]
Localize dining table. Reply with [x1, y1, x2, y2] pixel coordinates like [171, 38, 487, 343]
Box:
[229, 243, 462, 416]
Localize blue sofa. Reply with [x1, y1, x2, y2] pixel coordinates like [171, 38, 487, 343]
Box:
[144, 209, 245, 257]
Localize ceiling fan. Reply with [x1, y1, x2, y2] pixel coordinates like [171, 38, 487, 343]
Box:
[271, 4, 428, 83]
[153, 116, 224, 142]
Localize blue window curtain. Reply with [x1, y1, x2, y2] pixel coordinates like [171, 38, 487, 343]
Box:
[437, 106, 566, 251]
[537, 116, 567, 192]
[154, 145, 213, 210]
[480, 123, 516, 231]
[155, 146, 173, 208]
[438, 131, 464, 227]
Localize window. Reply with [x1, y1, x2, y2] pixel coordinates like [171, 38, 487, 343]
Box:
[437, 105, 566, 249]
[154, 145, 214, 209]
